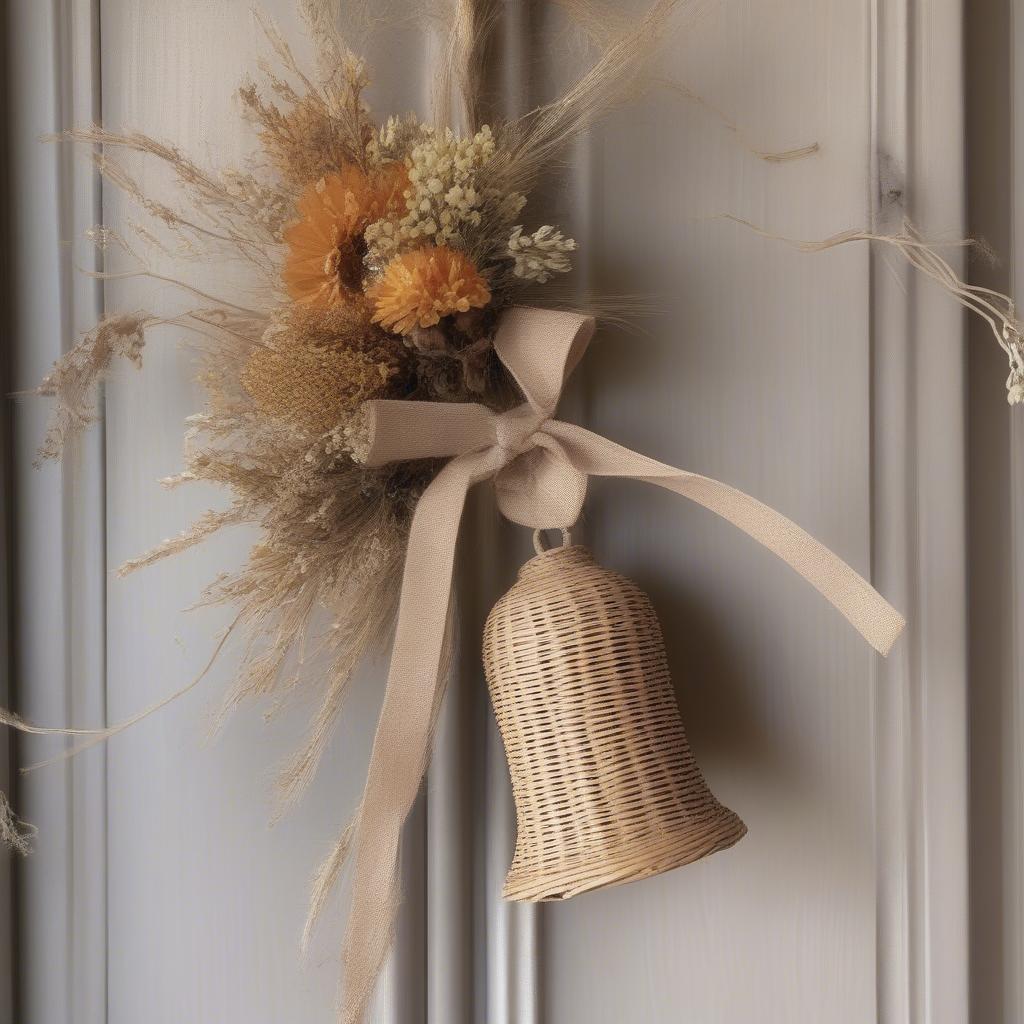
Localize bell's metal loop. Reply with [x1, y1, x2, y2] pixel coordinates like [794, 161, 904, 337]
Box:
[531, 527, 572, 555]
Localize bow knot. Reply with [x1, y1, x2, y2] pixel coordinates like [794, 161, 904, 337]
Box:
[492, 405, 548, 459]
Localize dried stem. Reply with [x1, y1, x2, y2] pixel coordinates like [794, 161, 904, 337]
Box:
[723, 214, 1024, 404]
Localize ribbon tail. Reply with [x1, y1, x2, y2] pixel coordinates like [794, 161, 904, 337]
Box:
[547, 421, 905, 656]
[337, 447, 502, 1024]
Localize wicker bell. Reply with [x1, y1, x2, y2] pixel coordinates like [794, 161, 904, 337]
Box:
[482, 540, 747, 902]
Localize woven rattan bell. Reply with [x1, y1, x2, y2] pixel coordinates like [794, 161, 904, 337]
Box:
[482, 538, 746, 902]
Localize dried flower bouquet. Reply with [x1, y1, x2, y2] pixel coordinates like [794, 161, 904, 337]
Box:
[27, 3, 600, 812]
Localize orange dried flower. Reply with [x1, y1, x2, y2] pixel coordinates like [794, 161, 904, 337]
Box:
[367, 245, 491, 335]
[282, 162, 407, 308]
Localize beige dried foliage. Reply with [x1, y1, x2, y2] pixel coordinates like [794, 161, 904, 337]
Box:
[431, 0, 500, 130]
[117, 507, 253, 577]
[242, 305, 411, 434]
[120, 320, 424, 808]
[34, 312, 152, 465]
[4, 618, 244, 774]
[298, 0, 381, 90]
[490, 0, 706, 197]
[63, 126, 287, 245]
[253, 9, 375, 172]
[239, 83, 364, 189]
[660, 79, 820, 163]
[553, 0, 817, 163]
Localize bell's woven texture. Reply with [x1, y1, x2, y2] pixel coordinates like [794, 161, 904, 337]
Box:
[483, 543, 747, 902]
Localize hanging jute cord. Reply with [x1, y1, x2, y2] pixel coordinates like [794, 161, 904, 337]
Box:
[328, 304, 905, 1023]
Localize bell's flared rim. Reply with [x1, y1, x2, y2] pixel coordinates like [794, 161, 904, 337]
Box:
[502, 806, 747, 903]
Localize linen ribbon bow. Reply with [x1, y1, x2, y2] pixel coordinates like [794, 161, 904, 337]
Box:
[336, 305, 905, 1023]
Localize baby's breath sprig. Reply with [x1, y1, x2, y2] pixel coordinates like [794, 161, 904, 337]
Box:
[365, 123, 528, 263]
[507, 225, 577, 283]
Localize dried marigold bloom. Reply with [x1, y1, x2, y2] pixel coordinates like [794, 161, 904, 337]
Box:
[366, 245, 491, 335]
[282, 162, 407, 308]
[242, 304, 410, 434]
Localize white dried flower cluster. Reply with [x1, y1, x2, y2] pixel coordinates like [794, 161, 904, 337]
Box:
[338, 414, 371, 463]
[507, 225, 577, 283]
[306, 421, 364, 465]
[369, 116, 431, 164]
[365, 123, 526, 261]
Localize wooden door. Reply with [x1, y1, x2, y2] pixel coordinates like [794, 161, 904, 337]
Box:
[7, 2, 979, 1022]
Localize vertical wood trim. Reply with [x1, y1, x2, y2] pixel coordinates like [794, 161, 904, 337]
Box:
[871, 1, 969, 1022]
[1008, 387, 1024, 1024]
[1, 3, 16, 1017]
[64, 2, 108, 1019]
[1007, 3, 1024, 1017]
[484, 5, 538, 1022]
[427, 623, 473, 1024]
[908, 5, 969, 1022]
[9, 0, 107, 1021]
[374, 18, 446, 1024]
[423, 3, 543, 1022]
[1006, 385, 1024, 1024]
[869, 3, 915, 1017]
[965, 0, 1018, 1019]
[10, 2, 75, 1019]
[424, 5, 473, 1008]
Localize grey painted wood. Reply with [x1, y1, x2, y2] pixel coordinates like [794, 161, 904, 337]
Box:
[63, 6, 109, 1022]
[545, 3, 879, 1020]
[10, 1, 979, 1022]
[872, 1, 969, 1021]
[966, 0, 1024, 1020]
[1, 8, 14, 1017]
[1010, 4, 1024, 1014]
[9, 2, 107, 1023]
[9, 5, 74, 1020]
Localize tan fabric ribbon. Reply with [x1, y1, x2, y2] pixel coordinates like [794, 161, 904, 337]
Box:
[334, 305, 905, 1023]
